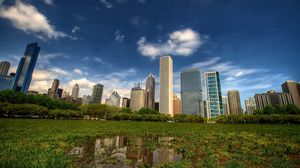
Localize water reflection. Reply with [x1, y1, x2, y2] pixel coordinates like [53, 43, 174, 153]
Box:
[70, 135, 181, 167]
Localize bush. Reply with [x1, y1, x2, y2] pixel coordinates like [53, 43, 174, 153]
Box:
[174, 114, 205, 123]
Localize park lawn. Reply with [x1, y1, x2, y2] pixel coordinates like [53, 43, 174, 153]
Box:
[0, 119, 299, 168]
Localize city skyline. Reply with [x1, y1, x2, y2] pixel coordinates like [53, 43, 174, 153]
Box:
[0, 0, 300, 110]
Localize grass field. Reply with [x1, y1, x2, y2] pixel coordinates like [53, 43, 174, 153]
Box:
[0, 119, 299, 168]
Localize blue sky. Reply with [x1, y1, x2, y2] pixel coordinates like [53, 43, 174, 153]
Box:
[0, 0, 299, 108]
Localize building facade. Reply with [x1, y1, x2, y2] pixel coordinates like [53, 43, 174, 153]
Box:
[130, 83, 146, 111]
[0, 61, 10, 76]
[49, 79, 59, 98]
[82, 95, 92, 105]
[146, 74, 155, 109]
[122, 98, 131, 108]
[159, 56, 173, 116]
[222, 96, 230, 115]
[71, 83, 79, 100]
[228, 90, 243, 114]
[91, 84, 104, 104]
[180, 68, 203, 116]
[245, 97, 256, 114]
[13, 43, 40, 92]
[106, 91, 121, 107]
[173, 94, 181, 115]
[254, 90, 293, 109]
[204, 71, 223, 118]
[281, 80, 300, 108]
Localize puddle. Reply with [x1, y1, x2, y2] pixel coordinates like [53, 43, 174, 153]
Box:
[69, 135, 182, 167]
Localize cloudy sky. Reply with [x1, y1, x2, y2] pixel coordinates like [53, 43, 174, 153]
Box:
[0, 0, 299, 109]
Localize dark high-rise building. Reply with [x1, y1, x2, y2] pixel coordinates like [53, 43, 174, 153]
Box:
[254, 90, 293, 110]
[180, 68, 203, 116]
[122, 98, 131, 108]
[91, 84, 104, 104]
[0, 61, 10, 76]
[281, 80, 300, 108]
[154, 102, 159, 111]
[57, 88, 63, 98]
[146, 74, 155, 109]
[13, 43, 40, 92]
[228, 90, 243, 114]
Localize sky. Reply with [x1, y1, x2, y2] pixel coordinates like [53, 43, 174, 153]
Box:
[0, 0, 300, 109]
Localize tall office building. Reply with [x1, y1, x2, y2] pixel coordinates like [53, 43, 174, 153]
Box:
[203, 100, 208, 118]
[106, 91, 121, 107]
[159, 56, 173, 116]
[91, 84, 104, 104]
[180, 68, 203, 116]
[49, 79, 59, 98]
[245, 97, 256, 114]
[254, 90, 293, 109]
[228, 90, 243, 114]
[82, 95, 92, 105]
[130, 83, 146, 111]
[0, 61, 10, 76]
[281, 80, 300, 108]
[122, 98, 131, 108]
[173, 94, 181, 115]
[146, 74, 155, 109]
[13, 43, 40, 92]
[204, 71, 223, 118]
[222, 96, 230, 115]
[71, 84, 79, 99]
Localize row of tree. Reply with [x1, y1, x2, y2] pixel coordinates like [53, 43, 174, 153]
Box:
[215, 114, 300, 124]
[253, 105, 300, 115]
[0, 90, 79, 110]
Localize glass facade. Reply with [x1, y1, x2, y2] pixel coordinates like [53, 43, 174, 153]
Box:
[13, 43, 40, 92]
[205, 71, 223, 118]
[180, 69, 202, 115]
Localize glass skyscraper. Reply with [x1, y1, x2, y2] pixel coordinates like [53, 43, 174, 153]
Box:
[180, 68, 203, 116]
[13, 43, 40, 92]
[204, 71, 223, 118]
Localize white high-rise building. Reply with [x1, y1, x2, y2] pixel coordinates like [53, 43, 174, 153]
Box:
[106, 90, 121, 107]
[130, 83, 146, 111]
[222, 96, 230, 115]
[71, 84, 79, 99]
[159, 56, 173, 116]
[245, 97, 256, 114]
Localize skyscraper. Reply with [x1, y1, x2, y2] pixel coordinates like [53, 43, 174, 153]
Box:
[173, 94, 181, 115]
[254, 90, 293, 109]
[222, 96, 230, 115]
[91, 84, 104, 104]
[106, 91, 121, 107]
[245, 97, 256, 114]
[204, 71, 223, 118]
[228, 90, 243, 114]
[49, 79, 59, 98]
[71, 83, 79, 100]
[146, 74, 155, 109]
[281, 80, 300, 108]
[180, 68, 203, 116]
[82, 95, 92, 105]
[130, 83, 146, 111]
[0, 61, 10, 76]
[13, 43, 40, 92]
[159, 56, 173, 116]
[122, 98, 131, 108]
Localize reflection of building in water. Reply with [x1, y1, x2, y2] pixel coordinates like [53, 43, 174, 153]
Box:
[90, 135, 181, 167]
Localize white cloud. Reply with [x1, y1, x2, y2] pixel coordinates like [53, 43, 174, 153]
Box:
[73, 68, 83, 75]
[137, 28, 207, 58]
[94, 57, 112, 67]
[42, 0, 53, 5]
[71, 26, 80, 34]
[100, 0, 113, 8]
[37, 53, 69, 68]
[0, 1, 73, 40]
[115, 30, 125, 42]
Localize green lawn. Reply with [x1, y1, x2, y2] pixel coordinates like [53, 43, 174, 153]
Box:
[0, 119, 299, 168]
